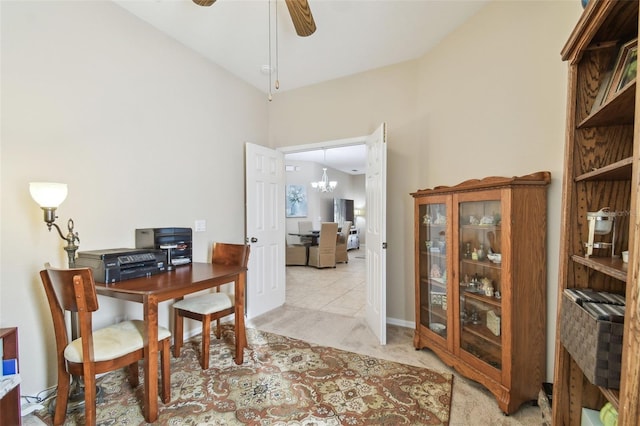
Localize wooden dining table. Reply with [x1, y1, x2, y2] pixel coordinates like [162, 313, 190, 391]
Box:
[94, 262, 247, 423]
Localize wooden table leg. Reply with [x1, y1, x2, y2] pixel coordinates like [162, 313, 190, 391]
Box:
[234, 271, 247, 365]
[143, 296, 159, 423]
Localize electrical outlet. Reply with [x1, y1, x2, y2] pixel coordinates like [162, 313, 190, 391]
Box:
[21, 402, 44, 415]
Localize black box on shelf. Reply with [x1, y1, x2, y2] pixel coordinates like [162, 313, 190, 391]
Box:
[135, 227, 193, 266]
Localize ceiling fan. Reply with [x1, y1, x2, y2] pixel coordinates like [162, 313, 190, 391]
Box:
[192, 0, 316, 37]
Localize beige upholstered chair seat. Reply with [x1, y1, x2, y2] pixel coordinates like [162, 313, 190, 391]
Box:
[172, 293, 233, 315]
[64, 320, 172, 363]
[286, 244, 308, 265]
[308, 222, 339, 268]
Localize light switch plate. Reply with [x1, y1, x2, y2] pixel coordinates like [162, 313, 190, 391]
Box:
[195, 220, 206, 232]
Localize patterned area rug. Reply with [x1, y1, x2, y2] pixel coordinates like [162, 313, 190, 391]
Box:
[36, 327, 453, 425]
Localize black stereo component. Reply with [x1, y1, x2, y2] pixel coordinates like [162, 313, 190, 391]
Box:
[135, 227, 193, 266]
[75, 248, 167, 284]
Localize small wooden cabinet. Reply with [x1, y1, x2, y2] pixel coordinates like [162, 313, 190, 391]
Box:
[411, 172, 550, 414]
[1, 327, 21, 426]
[552, 1, 640, 424]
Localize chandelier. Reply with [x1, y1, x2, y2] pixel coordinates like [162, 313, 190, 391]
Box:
[311, 167, 337, 192]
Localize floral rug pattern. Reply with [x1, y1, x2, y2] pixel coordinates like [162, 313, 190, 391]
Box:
[37, 327, 453, 425]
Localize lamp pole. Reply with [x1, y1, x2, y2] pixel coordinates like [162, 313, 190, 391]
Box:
[45, 217, 79, 267]
[48, 218, 87, 411]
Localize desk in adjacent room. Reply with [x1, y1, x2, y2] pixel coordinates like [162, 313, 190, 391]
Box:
[94, 262, 247, 423]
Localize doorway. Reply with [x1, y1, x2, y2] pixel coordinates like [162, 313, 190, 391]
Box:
[245, 123, 387, 343]
[281, 139, 366, 317]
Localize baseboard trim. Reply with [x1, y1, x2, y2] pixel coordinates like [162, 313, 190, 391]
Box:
[387, 317, 414, 329]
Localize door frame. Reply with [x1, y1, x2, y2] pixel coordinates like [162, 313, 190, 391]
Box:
[277, 126, 387, 344]
[279, 136, 366, 155]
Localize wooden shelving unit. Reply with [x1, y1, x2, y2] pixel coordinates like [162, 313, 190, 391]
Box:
[552, 1, 640, 424]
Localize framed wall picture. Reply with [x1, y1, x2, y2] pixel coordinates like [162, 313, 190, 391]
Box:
[606, 38, 638, 102]
[286, 184, 308, 217]
[591, 69, 613, 113]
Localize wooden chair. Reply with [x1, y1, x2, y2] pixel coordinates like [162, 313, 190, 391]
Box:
[172, 242, 250, 369]
[40, 264, 171, 426]
[335, 220, 351, 264]
[308, 222, 339, 268]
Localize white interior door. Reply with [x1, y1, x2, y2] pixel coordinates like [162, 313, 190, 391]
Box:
[365, 123, 387, 345]
[245, 143, 286, 319]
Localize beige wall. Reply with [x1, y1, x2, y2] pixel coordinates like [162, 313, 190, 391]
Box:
[1, 1, 267, 394]
[268, 1, 583, 380]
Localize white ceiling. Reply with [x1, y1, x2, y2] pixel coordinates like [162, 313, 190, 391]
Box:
[113, 0, 487, 93]
[113, 0, 488, 173]
[285, 144, 367, 175]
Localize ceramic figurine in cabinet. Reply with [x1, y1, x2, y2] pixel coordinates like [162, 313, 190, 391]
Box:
[430, 264, 442, 278]
[480, 215, 495, 225]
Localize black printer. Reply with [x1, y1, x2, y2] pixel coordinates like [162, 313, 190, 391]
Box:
[75, 248, 167, 283]
[135, 227, 193, 266]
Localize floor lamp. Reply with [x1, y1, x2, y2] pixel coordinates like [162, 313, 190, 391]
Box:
[29, 182, 92, 412]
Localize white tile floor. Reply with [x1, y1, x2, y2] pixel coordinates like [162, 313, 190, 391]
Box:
[285, 249, 366, 317]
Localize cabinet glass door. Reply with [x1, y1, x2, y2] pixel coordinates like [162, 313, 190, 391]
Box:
[458, 198, 502, 370]
[419, 202, 448, 339]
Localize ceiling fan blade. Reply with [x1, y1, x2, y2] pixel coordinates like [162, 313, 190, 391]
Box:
[285, 0, 316, 37]
[192, 0, 216, 6]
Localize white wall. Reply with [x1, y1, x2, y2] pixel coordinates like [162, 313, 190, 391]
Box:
[0, 1, 267, 395]
[268, 1, 583, 381]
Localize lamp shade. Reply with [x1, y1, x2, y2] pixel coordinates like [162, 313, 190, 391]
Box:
[29, 182, 68, 208]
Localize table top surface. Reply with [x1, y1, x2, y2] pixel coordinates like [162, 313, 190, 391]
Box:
[94, 262, 247, 301]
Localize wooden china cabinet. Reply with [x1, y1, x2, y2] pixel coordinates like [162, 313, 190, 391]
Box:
[552, 0, 640, 424]
[411, 172, 550, 415]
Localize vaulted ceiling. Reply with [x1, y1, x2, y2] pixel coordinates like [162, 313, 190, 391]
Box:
[113, 0, 488, 93]
[113, 0, 487, 173]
